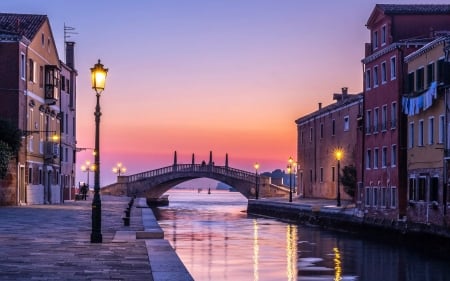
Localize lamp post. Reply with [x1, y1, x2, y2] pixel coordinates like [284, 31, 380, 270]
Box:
[254, 162, 259, 199]
[112, 162, 126, 177]
[80, 160, 95, 188]
[334, 148, 343, 207]
[287, 156, 294, 202]
[90, 59, 108, 243]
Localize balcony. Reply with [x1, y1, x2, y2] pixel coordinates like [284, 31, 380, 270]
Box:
[44, 65, 59, 105]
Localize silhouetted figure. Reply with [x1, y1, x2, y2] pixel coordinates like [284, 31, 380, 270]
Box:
[81, 184, 88, 200]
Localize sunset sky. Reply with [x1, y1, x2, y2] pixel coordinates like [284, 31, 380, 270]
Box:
[2, 0, 449, 186]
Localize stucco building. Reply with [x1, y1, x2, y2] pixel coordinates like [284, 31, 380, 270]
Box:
[0, 13, 75, 205]
[403, 35, 450, 225]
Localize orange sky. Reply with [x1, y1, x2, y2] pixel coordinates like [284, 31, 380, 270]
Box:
[4, 0, 449, 185]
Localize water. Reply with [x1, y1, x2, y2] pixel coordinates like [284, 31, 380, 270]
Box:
[152, 190, 450, 281]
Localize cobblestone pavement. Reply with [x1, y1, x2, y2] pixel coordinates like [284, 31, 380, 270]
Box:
[0, 196, 152, 281]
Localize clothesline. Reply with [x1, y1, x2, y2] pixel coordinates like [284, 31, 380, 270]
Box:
[402, 82, 437, 116]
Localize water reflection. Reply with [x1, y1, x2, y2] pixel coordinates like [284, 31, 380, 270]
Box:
[253, 219, 259, 281]
[153, 190, 450, 281]
[286, 224, 297, 280]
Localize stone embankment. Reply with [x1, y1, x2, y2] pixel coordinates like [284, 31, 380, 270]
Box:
[247, 199, 450, 258]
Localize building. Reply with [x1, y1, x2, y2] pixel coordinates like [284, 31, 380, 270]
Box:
[403, 35, 450, 225]
[59, 41, 78, 201]
[296, 87, 363, 200]
[0, 13, 62, 205]
[360, 4, 450, 220]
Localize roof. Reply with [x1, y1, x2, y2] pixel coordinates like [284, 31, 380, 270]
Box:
[0, 13, 47, 41]
[376, 4, 450, 15]
[295, 93, 363, 125]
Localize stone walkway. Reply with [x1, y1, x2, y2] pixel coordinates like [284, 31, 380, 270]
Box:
[0, 195, 193, 281]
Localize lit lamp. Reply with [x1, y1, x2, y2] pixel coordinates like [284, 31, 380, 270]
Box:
[80, 160, 95, 188]
[254, 162, 260, 199]
[334, 148, 343, 207]
[112, 162, 126, 177]
[287, 156, 294, 202]
[90, 59, 108, 243]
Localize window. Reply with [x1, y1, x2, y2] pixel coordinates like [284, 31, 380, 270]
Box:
[39, 66, 44, 88]
[343, 115, 349, 131]
[381, 61, 387, 83]
[366, 69, 371, 90]
[373, 30, 378, 49]
[428, 117, 434, 145]
[391, 102, 397, 128]
[416, 68, 425, 91]
[427, 62, 435, 86]
[439, 115, 445, 144]
[409, 177, 417, 201]
[374, 148, 379, 169]
[418, 177, 426, 201]
[408, 122, 414, 148]
[332, 119, 336, 136]
[430, 177, 439, 202]
[418, 119, 424, 146]
[28, 167, 32, 184]
[320, 123, 324, 139]
[373, 187, 378, 206]
[320, 167, 324, 182]
[381, 25, 387, 45]
[366, 149, 372, 169]
[20, 53, 26, 80]
[390, 56, 396, 80]
[382, 105, 387, 131]
[365, 187, 371, 206]
[373, 66, 379, 87]
[29, 59, 36, 82]
[309, 169, 313, 182]
[391, 187, 397, 208]
[39, 169, 43, 185]
[381, 187, 387, 207]
[407, 72, 415, 93]
[373, 108, 379, 133]
[309, 127, 313, 142]
[366, 110, 372, 134]
[391, 144, 397, 167]
[332, 166, 335, 182]
[41, 33, 45, 47]
[382, 146, 387, 167]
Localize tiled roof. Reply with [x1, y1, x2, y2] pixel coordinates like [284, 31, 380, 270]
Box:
[377, 4, 450, 15]
[0, 13, 47, 41]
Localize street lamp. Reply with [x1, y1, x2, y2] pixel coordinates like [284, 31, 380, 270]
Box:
[254, 162, 260, 199]
[334, 148, 343, 207]
[112, 162, 126, 177]
[287, 156, 294, 202]
[90, 59, 108, 243]
[80, 160, 95, 188]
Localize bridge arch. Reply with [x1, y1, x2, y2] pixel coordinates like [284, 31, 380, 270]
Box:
[103, 164, 258, 199]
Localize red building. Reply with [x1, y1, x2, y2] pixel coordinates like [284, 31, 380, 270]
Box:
[360, 5, 450, 220]
[296, 88, 363, 200]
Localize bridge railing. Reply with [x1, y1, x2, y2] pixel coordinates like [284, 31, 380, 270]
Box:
[125, 164, 257, 183]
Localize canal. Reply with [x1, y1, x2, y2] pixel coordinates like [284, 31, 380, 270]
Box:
[152, 190, 450, 281]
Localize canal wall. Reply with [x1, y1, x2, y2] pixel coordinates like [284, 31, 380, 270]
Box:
[247, 200, 450, 258]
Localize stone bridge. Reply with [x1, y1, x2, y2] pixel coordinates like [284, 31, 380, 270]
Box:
[101, 163, 289, 201]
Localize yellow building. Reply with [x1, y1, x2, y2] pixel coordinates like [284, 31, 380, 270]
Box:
[403, 35, 450, 225]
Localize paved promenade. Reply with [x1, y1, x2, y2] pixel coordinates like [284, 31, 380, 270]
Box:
[0, 195, 193, 281]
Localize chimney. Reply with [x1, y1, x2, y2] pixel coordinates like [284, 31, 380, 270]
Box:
[342, 87, 348, 99]
[65, 41, 75, 69]
[318, 102, 322, 110]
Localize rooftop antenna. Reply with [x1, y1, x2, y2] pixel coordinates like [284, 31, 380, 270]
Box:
[64, 23, 78, 61]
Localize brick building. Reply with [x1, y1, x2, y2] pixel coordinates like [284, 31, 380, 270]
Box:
[296, 87, 363, 200]
[360, 4, 450, 220]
